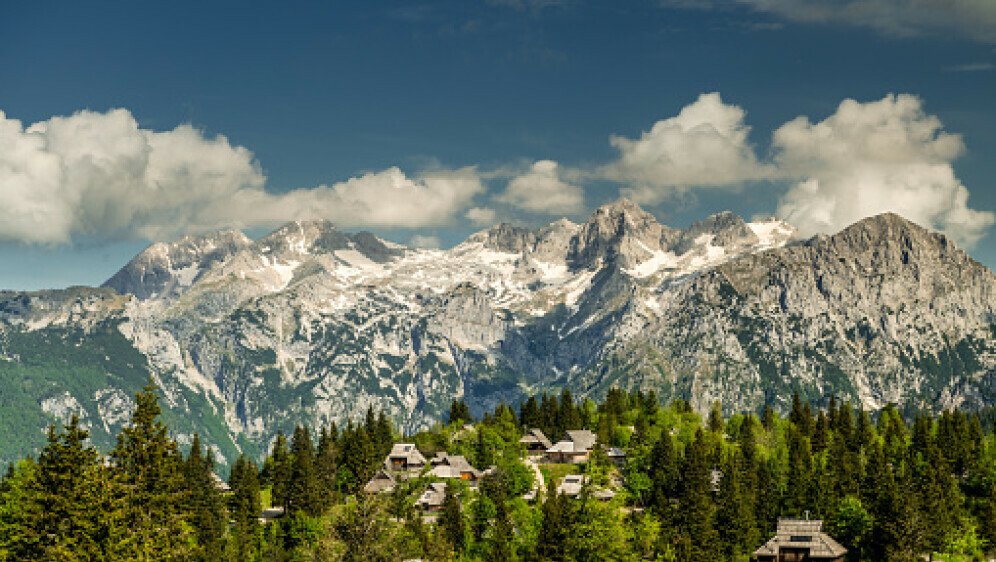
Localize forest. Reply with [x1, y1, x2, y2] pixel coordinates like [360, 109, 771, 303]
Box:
[1, 382, 995, 562]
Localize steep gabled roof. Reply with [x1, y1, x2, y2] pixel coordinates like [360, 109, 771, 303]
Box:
[363, 469, 397, 494]
[428, 453, 483, 479]
[414, 482, 448, 508]
[754, 519, 847, 559]
[385, 443, 427, 467]
[565, 430, 598, 451]
[519, 428, 553, 449]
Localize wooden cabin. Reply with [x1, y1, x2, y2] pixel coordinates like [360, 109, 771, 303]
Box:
[754, 519, 846, 562]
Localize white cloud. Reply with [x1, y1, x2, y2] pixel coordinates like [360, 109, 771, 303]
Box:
[735, 0, 996, 43]
[465, 206, 498, 226]
[496, 160, 584, 214]
[0, 108, 483, 244]
[773, 94, 994, 247]
[228, 166, 485, 231]
[408, 234, 441, 248]
[601, 92, 773, 205]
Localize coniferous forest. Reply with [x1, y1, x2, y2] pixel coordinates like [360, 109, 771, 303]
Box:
[2, 382, 996, 562]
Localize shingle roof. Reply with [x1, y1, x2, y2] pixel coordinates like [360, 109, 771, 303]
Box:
[754, 519, 847, 559]
[547, 440, 583, 454]
[363, 469, 396, 493]
[385, 443, 427, 469]
[428, 453, 483, 479]
[565, 430, 598, 451]
[520, 428, 553, 450]
[414, 482, 448, 508]
[556, 474, 588, 496]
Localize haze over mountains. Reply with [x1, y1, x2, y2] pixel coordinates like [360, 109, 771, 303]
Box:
[1, 199, 994, 465]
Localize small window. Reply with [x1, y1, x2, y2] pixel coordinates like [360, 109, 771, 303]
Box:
[789, 536, 812, 543]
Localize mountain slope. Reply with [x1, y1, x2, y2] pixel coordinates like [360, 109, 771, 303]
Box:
[2, 202, 994, 464]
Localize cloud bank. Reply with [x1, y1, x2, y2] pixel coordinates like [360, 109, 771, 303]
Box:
[0, 94, 991, 250]
[0, 109, 483, 244]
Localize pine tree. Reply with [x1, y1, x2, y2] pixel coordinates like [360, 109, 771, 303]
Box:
[677, 429, 718, 562]
[228, 454, 262, 561]
[9, 416, 98, 559]
[783, 425, 814, 516]
[316, 426, 338, 508]
[535, 478, 569, 562]
[762, 404, 776, 430]
[376, 411, 393, 458]
[439, 483, 465, 553]
[560, 389, 581, 431]
[110, 380, 193, 560]
[716, 452, 758, 558]
[269, 430, 291, 509]
[649, 431, 679, 519]
[287, 425, 320, 517]
[707, 400, 724, 434]
[184, 434, 226, 561]
[520, 396, 540, 430]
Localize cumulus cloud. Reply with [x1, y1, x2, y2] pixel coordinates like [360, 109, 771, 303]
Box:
[601, 92, 773, 205]
[465, 206, 498, 226]
[496, 160, 584, 214]
[773, 94, 994, 246]
[0, 109, 483, 244]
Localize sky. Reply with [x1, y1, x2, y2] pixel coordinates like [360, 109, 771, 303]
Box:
[0, 0, 994, 290]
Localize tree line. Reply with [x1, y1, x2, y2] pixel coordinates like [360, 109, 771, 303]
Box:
[1, 383, 995, 561]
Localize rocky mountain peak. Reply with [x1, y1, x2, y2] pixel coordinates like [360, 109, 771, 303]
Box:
[674, 211, 758, 255]
[568, 198, 674, 270]
[102, 229, 252, 300]
[474, 223, 537, 254]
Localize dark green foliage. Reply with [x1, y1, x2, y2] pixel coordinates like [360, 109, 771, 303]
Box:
[109, 380, 192, 559]
[228, 454, 261, 561]
[184, 435, 226, 561]
[448, 399, 473, 425]
[439, 483, 465, 552]
[265, 431, 291, 509]
[677, 428, 719, 562]
[2, 383, 996, 561]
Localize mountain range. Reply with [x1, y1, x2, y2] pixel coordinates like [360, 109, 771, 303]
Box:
[2, 198, 994, 465]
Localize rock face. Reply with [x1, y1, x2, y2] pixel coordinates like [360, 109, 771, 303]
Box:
[2, 202, 995, 465]
[103, 230, 253, 300]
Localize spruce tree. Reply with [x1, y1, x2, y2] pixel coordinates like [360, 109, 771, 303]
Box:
[229, 454, 262, 561]
[316, 426, 338, 508]
[287, 425, 320, 517]
[110, 380, 192, 560]
[439, 483, 465, 553]
[560, 389, 580, 431]
[649, 431, 679, 519]
[707, 400, 724, 434]
[520, 395, 540, 430]
[535, 478, 569, 562]
[678, 429, 718, 562]
[11, 416, 98, 559]
[184, 434, 226, 561]
[269, 431, 291, 509]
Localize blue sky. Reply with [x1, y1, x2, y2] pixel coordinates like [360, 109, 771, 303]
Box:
[1, 0, 994, 289]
